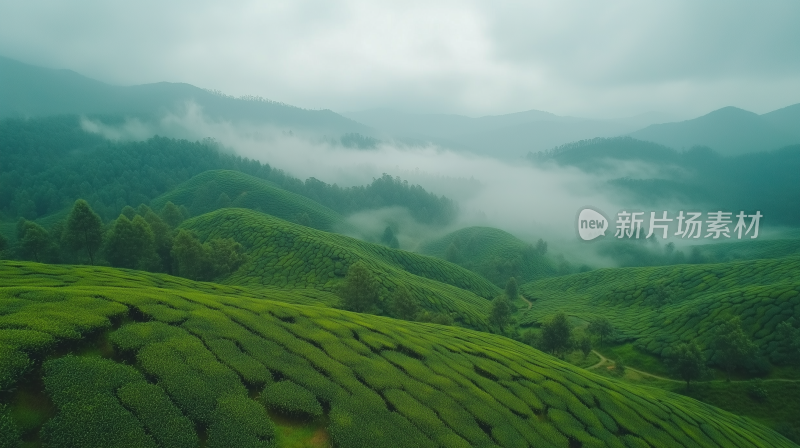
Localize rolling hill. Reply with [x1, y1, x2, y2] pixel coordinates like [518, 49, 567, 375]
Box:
[629, 105, 800, 156]
[419, 226, 557, 286]
[0, 261, 796, 447]
[518, 257, 800, 365]
[0, 56, 369, 135]
[180, 208, 501, 329]
[150, 170, 349, 233]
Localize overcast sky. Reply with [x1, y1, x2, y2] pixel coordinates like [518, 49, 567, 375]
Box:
[1, 0, 799, 119]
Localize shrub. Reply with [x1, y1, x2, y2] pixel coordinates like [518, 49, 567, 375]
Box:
[261, 380, 323, 418]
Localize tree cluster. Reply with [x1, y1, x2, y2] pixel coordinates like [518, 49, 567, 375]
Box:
[7, 199, 246, 282]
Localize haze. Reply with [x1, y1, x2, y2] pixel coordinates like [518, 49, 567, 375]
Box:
[2, 0, 799, 118]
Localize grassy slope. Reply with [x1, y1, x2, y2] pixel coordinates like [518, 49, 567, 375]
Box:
[1, 261, 796, 448]
[419, 226, 556, 286]
[691, 238, 800, 263]
[518, 257, 800, 364]
[150, 170, 348, 232]
[182, 208, 501, 329]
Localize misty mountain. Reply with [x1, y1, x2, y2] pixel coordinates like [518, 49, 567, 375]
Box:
[341, 108, 667, 159]
[629, 105, 800, 156]
[0, 56, 369, 136]
[532, 136, 800, 226]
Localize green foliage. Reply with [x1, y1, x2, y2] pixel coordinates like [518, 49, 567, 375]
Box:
[339, 261, 381, 313]
[519, 256, 800, 368]
[206, 395, 277, 448]
[588, 317, 615, 346]
[666, 342, 707, 388]
[207, 237, 247, 276]
[116, 381, 199, 448]
[62, 199, 104, 264]
[171, 229, 206, 280]
[0, 260, 798, 448]
[143, 210, 174, 272]
[105, 214, 158, 270]
[421, 227, 559, 286]
[579, 335, 593, 358]
[262, 380, 323, 418]
[541, 313, 573, 357]
[712, 316, 759, 380]
[775, 319, 800, 365]
[19, 220, 49, 262]
[182, 208, 500, 329]
[489, 295, 514, 329]
[0, 403, 21, 448]
[0, 232, 7, 255]
[746, 378, 769, 402]
[160, 201, 186, 228]
[504, 277, 518, 299]
[390, 285, 419, 321]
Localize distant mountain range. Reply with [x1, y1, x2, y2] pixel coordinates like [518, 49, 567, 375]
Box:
[0, 56, 368, 136]
[2, 55, 798, 157]
[629, 105, 800, 156]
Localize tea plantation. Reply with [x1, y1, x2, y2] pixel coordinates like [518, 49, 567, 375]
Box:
[420, 226, 557, 286]
[1, 261, 796, 447]
[181, 208, 501, 329]
[518, 256, 800, 363]
[150, 170, 348, 232]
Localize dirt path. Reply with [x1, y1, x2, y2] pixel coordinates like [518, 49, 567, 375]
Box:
[588, 350, 610, 370]
[586, 352, 800, 383]
[520, 297, 533, 310]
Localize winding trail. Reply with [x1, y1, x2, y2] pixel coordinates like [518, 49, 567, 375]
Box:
[586, 351, 800, 383]
[520, 297, 533, 310]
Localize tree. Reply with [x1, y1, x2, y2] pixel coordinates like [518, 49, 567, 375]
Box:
[339, 261, 381, 313]
[380, 226, 399, 249]
[541, 313, 573, 357]
[667, 342, 707, 389]
[20, 221, 49, 262]
[579, 336, 593, 359]
[505, 277, 519, 300]
[390, 285, 419, 321]
[143, 211, 173, 272]
[62, 199, 104, 265]
[0, 232, 7, 255]
[588, 317, 615, 346]
[121, 205, 137, 220]
[489, 296, 514, 329]
[171, 230, 207, 280]
[106, 215, 157, 270]
[207, 238, 247, 277]
[160, 201, 185, 228]
[713, 316, 758, 381]
[535, 238, 548, 255]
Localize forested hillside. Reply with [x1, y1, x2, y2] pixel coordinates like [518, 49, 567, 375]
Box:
[0, 115, 456, 226]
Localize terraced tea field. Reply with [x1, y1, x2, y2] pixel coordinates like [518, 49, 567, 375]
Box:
[518, 257, 800, 363]
[420, 227, 557, 286]
[1, 261, 796, 447]
[150, 170, 348, 232]
[182, 208, 501, 329]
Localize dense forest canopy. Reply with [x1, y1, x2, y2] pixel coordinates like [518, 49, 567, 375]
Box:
[0, 115, 457, 226]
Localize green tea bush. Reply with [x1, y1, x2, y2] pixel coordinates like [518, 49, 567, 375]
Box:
[261, 380, 323, 418]
[1, 261, 798, 448]
[116, 382, 198, 448]
[206, 394, 277, 448]
[0, 403, 21, 448]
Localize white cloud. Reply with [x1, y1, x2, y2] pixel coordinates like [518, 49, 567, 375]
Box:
[1, 0, 799, 118]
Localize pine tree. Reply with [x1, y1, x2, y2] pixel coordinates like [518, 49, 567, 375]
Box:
[380, 226, 399, 249]
[63, 199, 104, 265]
